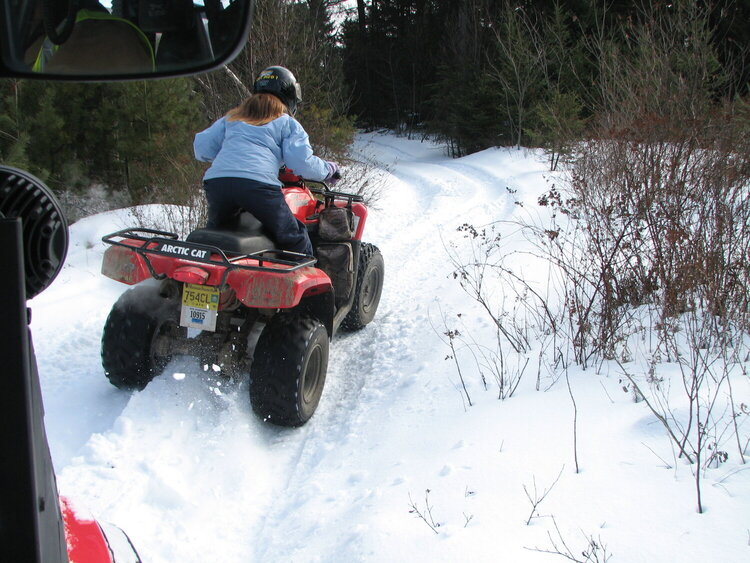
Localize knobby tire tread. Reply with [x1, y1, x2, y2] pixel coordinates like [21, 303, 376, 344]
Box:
[340, 242, 384, 331]
[101, 286, 176, 390]
[250, 315, 328, 427]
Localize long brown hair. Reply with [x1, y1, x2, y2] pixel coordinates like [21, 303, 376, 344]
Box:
[226, 93, 287, 125]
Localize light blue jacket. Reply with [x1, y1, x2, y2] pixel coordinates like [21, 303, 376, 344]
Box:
[193, 114, 329, 187]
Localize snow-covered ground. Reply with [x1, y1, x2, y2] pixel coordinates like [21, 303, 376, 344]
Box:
[31, 132, 749, 562]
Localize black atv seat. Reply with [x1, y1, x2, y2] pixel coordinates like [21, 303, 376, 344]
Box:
[186, 212, 276, 255]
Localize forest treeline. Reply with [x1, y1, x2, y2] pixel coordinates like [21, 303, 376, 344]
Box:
[1, 0, 749, 210]
[343, 0, 750, 156]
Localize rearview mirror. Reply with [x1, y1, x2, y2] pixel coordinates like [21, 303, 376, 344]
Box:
[0, 0, 254, 79]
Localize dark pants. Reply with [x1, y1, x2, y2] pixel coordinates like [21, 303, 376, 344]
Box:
[203, 177, 313, 255]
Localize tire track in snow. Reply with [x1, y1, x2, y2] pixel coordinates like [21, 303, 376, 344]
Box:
[248, 141, 527, 560]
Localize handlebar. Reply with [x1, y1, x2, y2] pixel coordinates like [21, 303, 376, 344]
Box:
[280, 167, 362, 202]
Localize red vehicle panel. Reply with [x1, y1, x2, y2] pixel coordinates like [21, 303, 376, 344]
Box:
[61, 498, 113, 563]
[226, 265, 331, 308]
[279, 173, 369, 239]
[101, 240, 332, 309]
[284, 185, 319, 223]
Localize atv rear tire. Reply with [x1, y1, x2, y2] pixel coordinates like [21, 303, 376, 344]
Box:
[101, 284, 180, 390]
[341, 243, 384, 331]
[249, 315, 329, 427]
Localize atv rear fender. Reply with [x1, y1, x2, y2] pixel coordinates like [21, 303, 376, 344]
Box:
[101, 229, 334, 310]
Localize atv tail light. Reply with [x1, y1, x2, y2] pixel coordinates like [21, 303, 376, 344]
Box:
[101, 245, 151, 285]
[172, 266, 210, 285]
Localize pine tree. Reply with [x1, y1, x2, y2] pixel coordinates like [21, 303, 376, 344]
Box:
[0, 80, 30, 171]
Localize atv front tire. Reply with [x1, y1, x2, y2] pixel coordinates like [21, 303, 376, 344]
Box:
[341, 243, 384, 331]
[249, 315, 329, 427]
[101, 284, 179, 390]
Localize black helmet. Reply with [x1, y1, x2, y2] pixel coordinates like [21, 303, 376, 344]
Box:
[253, 66, 302, 115]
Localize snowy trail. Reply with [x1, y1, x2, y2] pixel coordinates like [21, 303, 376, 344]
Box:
[248, 139, 559, 560]
[248, 136, 536, 560]
[32, 133, 750, 562]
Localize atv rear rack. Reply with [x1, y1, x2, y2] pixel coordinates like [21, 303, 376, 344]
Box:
[102, 227, 317, 283]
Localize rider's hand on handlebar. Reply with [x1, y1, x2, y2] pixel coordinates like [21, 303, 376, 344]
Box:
[325, 161, 340, 186]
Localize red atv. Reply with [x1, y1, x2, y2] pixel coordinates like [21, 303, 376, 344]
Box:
[99, 169, 384, 426]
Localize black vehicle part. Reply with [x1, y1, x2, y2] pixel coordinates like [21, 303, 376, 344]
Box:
[317, 206, 353, 241]
[341, 243, 384, 331]
[316, 242, 353, 307]
[305, 184, 364, 205]
[186, 211, 276, 254]
[101, 283, 180, 390]
[250, 315, 329, 427]
[0, 166, 68, 300]
[1, 169, 69, 560]
[0, 219, 67, 562]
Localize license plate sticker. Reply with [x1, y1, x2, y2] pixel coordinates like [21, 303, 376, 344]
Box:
[180, 283, 220, 331]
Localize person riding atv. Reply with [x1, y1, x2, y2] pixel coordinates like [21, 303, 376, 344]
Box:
[194, 65, 339, 256]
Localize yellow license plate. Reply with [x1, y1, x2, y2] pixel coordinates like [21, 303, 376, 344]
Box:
[182, 284, 219, 310]
[180, 284, 219, 331]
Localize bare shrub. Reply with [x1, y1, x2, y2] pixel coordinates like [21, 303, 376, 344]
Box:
[523, 1, 750, 513]
[442, 222, 556, 400]
[130, 165, 207, 237]
[617, 311, 750, 513]
[568, 120, 750, 327]
[527, 515, 612, 563]
[408, 489, 441, 535]
[442, 0, 750, 515]
[337, 152, 391, 210]
[523, 466, 565, 525]
[57, 185, 130, 223]
[531, 0, 750, 363]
